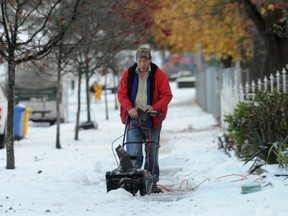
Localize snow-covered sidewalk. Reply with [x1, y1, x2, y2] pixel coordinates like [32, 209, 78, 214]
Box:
[0, 82, 287, 216]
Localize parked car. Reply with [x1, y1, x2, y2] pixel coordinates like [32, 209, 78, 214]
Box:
[15, 63, 68, 125]
[169, 70, 194, 81]
[176, 75, 196, 88]
[0, 84, 7, 148]
[169, 70, 196, 88]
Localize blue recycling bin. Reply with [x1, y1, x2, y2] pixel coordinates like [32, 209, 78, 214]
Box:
[14, 105, 26, 140]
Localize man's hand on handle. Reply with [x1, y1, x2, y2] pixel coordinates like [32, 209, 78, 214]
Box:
[128, 108, 138, 119]
[142, 105, 153, 113]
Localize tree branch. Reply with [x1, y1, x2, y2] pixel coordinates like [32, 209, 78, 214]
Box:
[240, 0, 266, 35]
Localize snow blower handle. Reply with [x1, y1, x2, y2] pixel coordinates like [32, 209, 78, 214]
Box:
[147, 110, 158, 115]
[147, 110, 162, 123]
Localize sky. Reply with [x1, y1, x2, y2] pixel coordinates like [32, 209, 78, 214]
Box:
[0, 81, 288, 216]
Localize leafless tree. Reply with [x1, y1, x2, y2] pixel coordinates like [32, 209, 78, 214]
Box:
[65, 1, 151, 140]
[0, 0, 83, 169]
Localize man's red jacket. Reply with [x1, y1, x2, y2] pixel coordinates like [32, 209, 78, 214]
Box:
[117, 63, 173, 129]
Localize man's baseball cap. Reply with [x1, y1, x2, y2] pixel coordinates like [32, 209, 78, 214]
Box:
[136, 47, 151, 59]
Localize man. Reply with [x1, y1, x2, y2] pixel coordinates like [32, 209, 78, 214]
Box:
[117, 47, 173, 193]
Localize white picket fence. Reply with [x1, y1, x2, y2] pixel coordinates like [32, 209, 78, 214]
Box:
[220, 68, 287, 130]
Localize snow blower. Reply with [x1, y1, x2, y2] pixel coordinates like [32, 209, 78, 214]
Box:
[105, 109, 162, 196]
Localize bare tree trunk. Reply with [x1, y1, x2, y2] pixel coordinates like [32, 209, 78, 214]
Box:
[85, 66, 91, 122]
[74, 74, 81, 140]
[112, 70, 118, 110]
[56, 52, 62, 149]
[104, 73, 109, 120]
[6, 59, 16, 169]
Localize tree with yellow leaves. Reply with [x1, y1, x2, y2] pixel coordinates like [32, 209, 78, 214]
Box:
[149, 0, 288, 79]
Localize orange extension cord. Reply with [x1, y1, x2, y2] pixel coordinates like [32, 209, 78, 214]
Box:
[156, 173, 266, 193]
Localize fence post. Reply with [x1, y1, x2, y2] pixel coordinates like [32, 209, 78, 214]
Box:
[257, 79, 262, 91]
[239, 84, 244, 101]
[251, 80, 256, 100]
[264, 76, 268, 91]
[245, 82, 249, 100]
[270, 74, 274, 92]
[276, 71, 280, 92]
[283, 68, 287, 93]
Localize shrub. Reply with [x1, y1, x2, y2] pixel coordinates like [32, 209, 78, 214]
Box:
[224, 90, 288, 170]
